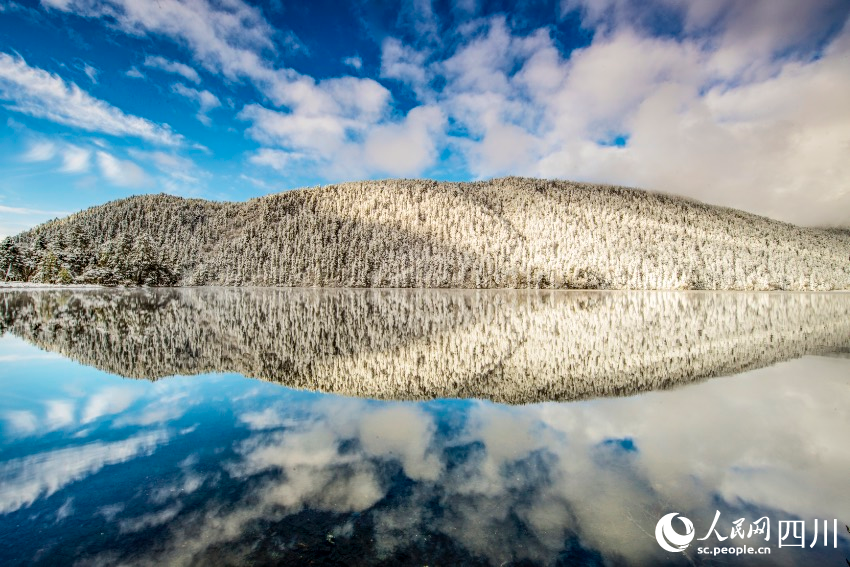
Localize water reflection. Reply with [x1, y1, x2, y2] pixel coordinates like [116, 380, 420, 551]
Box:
[0, 429, 170, 514]
[1, 288, 849, 403]
[0, 337, 848, 565]
[1, 290, 849, 566]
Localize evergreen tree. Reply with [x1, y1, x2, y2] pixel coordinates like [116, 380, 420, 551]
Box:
[0, 238, 21, 282]
[1, 181, 848, 290]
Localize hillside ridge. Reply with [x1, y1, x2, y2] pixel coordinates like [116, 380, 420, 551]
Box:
[2, 177, 849, 290]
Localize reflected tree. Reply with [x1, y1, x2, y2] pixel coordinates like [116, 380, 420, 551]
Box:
[2, 288, 849, 403]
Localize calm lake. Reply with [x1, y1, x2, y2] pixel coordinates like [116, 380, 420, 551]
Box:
[0, 288, 848, 566]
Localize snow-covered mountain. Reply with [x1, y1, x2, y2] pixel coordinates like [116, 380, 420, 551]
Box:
[4, 178, 849, 289]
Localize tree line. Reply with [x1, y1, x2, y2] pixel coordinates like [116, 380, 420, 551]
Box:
[2, 178, 849, 289]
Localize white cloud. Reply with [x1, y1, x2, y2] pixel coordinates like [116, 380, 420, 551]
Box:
[245, 102, 445, 179]
[171, 83, 220, 125]
[21, 140, 90, 174]
[256, 76, 390, 131]
[342, 55, 362, 71]
[129, 149, 195, 174]
[362, 105, 444, 176]
[240, 104, 350, 156]
[126, 149, 209, 195]
[42, 0, 277, 86]
[114, 404, 186, 427]
[95, 151, 150, 188]
[239, 174, 273, 189]
[97, 502, 125, 521]
[60, 145, 91, 173]
[562, 0, 849, 78]
[383, 11, 850, 225]
[380, 38, 430, 95]
[247, 148, 300, 172]
[80, 62, 98, 84]
[239, 72, 448, 179]
[125, 66, 144, 79]
[397, 0, 440, 43]
[472, 121, 540, 176]
[144, 55, 201, 84]
[55, 497, 75, 521]
[452, 0, 479, 17]
[21, 140, 56, 162]
[42, 0, 417, 177]
[531, 21, 850, 225]
[0, 52, 182, 145]
[439, 17, 522, 95]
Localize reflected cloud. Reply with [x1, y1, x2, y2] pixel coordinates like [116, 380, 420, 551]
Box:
[116, 358, 850, 564]
[54, 497, 74, 522]
[0, 353, 61, 362]
[113, 402, 186, 427]
[119, 503, 183, 534]
[81, 386, 141, 424]
[1, 289, 848, 565]
[238, 407, 299, 430]
[2, 409, 37, 436]
[44, 400, 75, 429]
[0, 429, 169, 514]
[97, 502, 125, 522]
[359, 406, 441, 482]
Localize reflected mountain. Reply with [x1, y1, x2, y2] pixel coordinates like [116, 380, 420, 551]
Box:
[1, 288, 849, 403]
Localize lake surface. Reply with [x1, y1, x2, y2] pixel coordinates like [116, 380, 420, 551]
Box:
[0, 288, 848, 566]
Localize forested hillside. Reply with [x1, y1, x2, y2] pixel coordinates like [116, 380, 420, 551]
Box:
[3, 289, 849, 403]
[3, 178, 849, 290]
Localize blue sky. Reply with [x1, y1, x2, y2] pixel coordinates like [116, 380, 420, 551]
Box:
[0, 0, 849, 237]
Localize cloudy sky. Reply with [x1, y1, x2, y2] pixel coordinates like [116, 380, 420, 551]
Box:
[0, 0, 849, 237]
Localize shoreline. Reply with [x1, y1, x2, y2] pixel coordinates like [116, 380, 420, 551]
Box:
[0, 282, 105, 290]
[1, 282, 848, 293]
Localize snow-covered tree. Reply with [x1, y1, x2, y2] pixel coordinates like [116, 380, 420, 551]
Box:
[3, 179, 849, 290]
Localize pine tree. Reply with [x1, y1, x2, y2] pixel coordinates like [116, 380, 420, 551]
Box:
[1, 180, 848, 290]
[0, 238, 21, 282]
